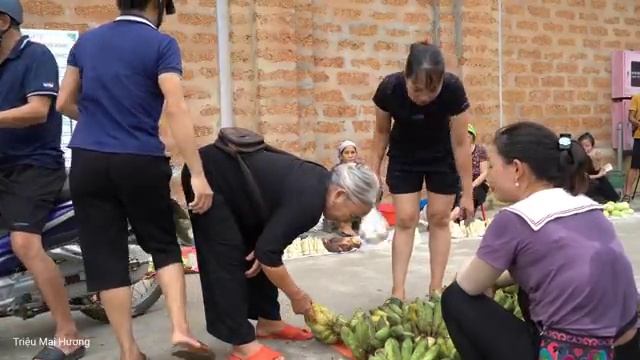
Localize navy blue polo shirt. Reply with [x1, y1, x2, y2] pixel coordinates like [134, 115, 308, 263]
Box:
[67, 15, 183, 156]
[0, 36, 64, 169]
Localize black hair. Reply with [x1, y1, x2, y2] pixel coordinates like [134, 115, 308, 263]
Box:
[117, 0, 153, 12]
[494, 121, 589, 196]
[577, 132, 595, 147]
[405, 41, 445, 90]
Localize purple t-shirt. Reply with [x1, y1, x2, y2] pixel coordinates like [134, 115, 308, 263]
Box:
[478, 209, 637, 337]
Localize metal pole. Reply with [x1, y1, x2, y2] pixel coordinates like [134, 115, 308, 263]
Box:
[216, 0, 234, 128]
[617, 121, 624, 171]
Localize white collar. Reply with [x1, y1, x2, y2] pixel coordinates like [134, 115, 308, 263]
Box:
[114, 15, 157, 30]
[504, 188, 602, 231]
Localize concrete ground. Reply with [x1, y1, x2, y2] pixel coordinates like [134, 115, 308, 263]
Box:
[1, 210, 639, 360]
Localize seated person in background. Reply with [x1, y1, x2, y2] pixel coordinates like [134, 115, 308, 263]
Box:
[579, 132, 619, 203]
[329, 140, 363, 237]
[451, 124, 489, 221]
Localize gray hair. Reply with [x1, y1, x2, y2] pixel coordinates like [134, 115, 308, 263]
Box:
[330, 163, 380, 207]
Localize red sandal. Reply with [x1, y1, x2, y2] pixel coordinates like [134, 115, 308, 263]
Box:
[228, 345, 283, 360]
[256, 324, 313, 341]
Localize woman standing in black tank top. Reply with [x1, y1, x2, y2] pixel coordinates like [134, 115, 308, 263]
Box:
[369, 41, 474, 299]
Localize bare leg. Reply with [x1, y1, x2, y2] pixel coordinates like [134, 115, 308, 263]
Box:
[155, 263, 208, 349]
[622, 168, 639, 199]
[99, 287, 144, 360]
[426, 192, 456, 294]
[11, 232, 83, 354]
[390, 193, 421, 300]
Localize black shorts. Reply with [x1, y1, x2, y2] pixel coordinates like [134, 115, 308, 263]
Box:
[0, 164, 65, 234]
[70, 149, 181, 292]
[632, 139, 640, 169]
[386, 160, 459, 195]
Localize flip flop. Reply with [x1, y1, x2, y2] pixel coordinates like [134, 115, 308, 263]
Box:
[171, 340, 214, 359]
[32, 345, 86, 360]
[228, 345, 283, 360]
[256, 324, 313, 341]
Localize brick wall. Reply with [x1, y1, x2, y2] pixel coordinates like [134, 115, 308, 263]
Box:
[20, 0, 640, 168]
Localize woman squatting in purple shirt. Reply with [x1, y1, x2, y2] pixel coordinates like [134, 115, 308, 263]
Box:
[441, 121, 639, 360]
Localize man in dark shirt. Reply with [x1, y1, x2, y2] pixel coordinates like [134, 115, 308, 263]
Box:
[182, 144, 380, 359]
[0, 1, 85, 358]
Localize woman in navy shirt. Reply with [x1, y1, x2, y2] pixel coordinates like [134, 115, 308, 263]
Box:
[370, 41, 473, 299]
[57, 0, 213, 359]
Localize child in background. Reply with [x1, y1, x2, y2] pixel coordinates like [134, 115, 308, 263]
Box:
[578, 132, 619, 203]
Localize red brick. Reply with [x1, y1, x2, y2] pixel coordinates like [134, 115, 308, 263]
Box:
[314, 23, 342, 33]
[625, 18, 640, 26]
[593, 104, 609, 115]
[74, 4, 117, 21]
[528, 5, 551, 18]
[200, 105, 220, 117]
[386, 28, 410, 37]
[382, 0, 408, 4]
[22, 0, 64, 16]
[532, 35, 553, 46]
[516, 20, 539, 31]
[553, 90, 575, 102]
[592, 77, 610, 89]
[583, 39, 601, 48]
[374, 41, 399, 52]
[178, 13, 216, 26]
[558, 38, 576, 46]
[520, 105, 544, 118]
[338, 39, 365, 51]
[351, 58, 381, 70]
[567, 0, 586, 5]
[531, 62, 553, 73]
[590, 26, 608, 36]
[505, 61, 528, 73]
[544, 52, 563, 61]
[571, 105, 592, 115]
[260, 103, 298, 116]
[515, 76, 540, 87]
[569, 24, 588, 34]
[518, 49, 542, 60]
[256, 0, 295, 7]
[591, 0, 607, 9]
[529, 90, 551, 103]
[546, 104, 569, 116]
[614, 28, 632, 37]
[334, 8, 362, 19]
[577, 91, 598, 101]
[371, 11, 396, 20]
[404, 12, 429, 24]
[350, 24, 378, 36]
[314, 90, 344, 102]
[337, 72, 370, 86]
[311, 71, 330, 83]
[503, 90, 527, 103]
[323, 105, 358, 118]
[579, 12, 599, 21]
[41, 22, 89, 32]
[568, 76, 589, 87]
[542, 76, 566, 88]
[315, 121, 344, 133]
[582, 66, 601, 75]
[543, 22, 564, 32]
[192, 33, 217, 45]
[313, 56, 345, 68]
[568, 52, 588, 61]
[555, 10, 575, 20]
[614, 2, 629, 12]
[352, 120, 373, 133]
[557, 63, 579, 74]
[604, 17, 620, 24]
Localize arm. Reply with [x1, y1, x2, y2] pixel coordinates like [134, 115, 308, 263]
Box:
[451, 113, 473, 200]
[0, 96, 51, 128]
[456, 257, 503, 296]
[472, 160, 488, 188]
[370, 107, 391, 176]
[56, 66, 81, 120]
[159, 74, 204, 176]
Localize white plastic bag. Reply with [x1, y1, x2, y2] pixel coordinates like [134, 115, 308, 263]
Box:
[358, 209, 390, 244]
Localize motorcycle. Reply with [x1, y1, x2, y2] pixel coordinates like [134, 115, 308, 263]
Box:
[0, 175, 194, 323]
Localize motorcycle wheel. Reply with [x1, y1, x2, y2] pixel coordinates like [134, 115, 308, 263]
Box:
[80, 243, 162, 323]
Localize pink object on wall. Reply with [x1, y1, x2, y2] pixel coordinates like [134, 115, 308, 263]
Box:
[611, 99, 635, 151]
[611, 51, 640, 99]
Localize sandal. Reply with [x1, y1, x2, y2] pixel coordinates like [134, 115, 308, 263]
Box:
[228, 345, 283, 360]
[256, 324, 313, 341]
[32, 345, 86, 360]
[171, 340, 214, 359]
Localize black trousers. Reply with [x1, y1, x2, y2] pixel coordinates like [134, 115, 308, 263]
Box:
[187, 193, 280, 346]
[442, 282, 640, 360]
[586, 177, 619, 203]
[70, 149, 181, 292]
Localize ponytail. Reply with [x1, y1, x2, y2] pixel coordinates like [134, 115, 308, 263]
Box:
[558, 139, 589, 195]
[494, 122, 590, 196]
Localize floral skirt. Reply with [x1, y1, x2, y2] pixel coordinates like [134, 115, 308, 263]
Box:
[539, 329, 614, 360]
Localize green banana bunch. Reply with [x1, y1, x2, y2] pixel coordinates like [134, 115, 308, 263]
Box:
[305, 303, 340, 344]
[383, 338, 401, 359]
